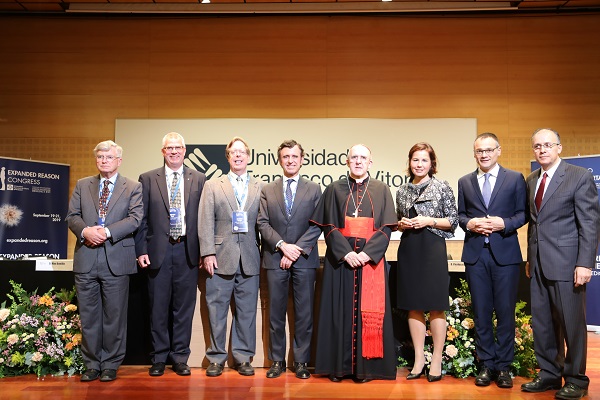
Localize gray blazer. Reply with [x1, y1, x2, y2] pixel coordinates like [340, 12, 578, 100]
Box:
[198, 175, 264, 276]
[527, 160, 600, 281]
[258, 177, 322, 270]
[66, 173, 143, 275]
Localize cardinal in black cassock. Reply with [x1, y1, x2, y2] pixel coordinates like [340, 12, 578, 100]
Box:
[310, 145, 398, 382]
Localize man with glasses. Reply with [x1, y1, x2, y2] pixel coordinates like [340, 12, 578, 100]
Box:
[135, 132, 206, 377]
[310, 144, 398, 383]
[198, 137, 264, 377]
[521, 128, 599, 400]
[457, 132, 528, 389]
[66, 140, 143, 382]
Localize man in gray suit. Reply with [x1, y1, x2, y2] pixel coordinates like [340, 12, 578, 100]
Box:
[522, 128, 600, 400]
[135, 132, 206, 377]
[66, 140, 143, 382]
[198, 136, 264, 377]
[258, 139, 322, 379]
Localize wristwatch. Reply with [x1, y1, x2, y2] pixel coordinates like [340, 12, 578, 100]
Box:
[275, 240, 284, 251]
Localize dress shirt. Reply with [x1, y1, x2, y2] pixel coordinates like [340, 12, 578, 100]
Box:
[166, 166, 186, 234]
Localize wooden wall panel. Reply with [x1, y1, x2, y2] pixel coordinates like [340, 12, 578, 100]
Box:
[1, 13, 599, 255]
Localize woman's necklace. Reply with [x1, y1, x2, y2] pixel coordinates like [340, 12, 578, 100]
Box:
[347, 175, 370, 218]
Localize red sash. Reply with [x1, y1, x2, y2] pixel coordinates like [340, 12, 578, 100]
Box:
[339, 216, 385, 359]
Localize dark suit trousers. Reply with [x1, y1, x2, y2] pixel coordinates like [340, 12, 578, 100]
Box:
[267, 267, 316, 363]
[74, 247, 130, 370]
[147, 241, 198, 364]
[530, 255, 589, 389]
[465, 247, 519, 371]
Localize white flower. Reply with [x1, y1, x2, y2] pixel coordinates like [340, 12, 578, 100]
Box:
[464, 341, 471, 348]
[0, 204, 24, 227]
[37, 327, 47, 337]
[445, 344, 459, 358]
[0, 308, 9, 321]
[424, 351, 433, 363]
[31, 352, 43, 362]
[7, 333, 19, 345]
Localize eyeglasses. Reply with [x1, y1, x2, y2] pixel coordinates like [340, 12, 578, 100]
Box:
[474, 147, 498, 156]
[532, 142, 560, 151]
[96, 155, 119, 161]
[228, 150, 248, 156]
[163, 146, 184, 152]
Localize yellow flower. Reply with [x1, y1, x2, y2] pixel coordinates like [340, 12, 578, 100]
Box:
[72, 334, 82, 345]
[64, 304, 78, 313]
[38, 295, 54, 306]
[461, 318, 475, 329]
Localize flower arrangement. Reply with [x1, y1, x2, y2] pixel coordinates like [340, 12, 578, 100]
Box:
[0, 280, 85, 377]
[399, 279, 537, 379]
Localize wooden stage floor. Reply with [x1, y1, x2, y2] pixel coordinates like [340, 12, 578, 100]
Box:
[2, 332, 599, 400]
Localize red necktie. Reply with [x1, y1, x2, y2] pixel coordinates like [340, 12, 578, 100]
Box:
[534, 172, 547, 211]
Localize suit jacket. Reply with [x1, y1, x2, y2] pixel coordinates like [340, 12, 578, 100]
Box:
[198, 174, 264, 276]
[527, 160, 600, 281]
[458, 165, 528, 265]
[135, 166, 206, 268]
[66, 173, 143, 275]
[258, 177, 322, 270]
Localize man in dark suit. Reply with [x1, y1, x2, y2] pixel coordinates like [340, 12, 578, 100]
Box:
[258, 139, 322, 379]
[66, 140, 143, 382]
[198, 136, 264, 377]
[521, 128, 600, 400]
[458, 132, 528, 389]
[135, 132, 206, 377]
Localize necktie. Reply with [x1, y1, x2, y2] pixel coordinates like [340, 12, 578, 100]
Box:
[99, 180, 110, 222]
[169, 172, 182, 238]
[482, 173, 491, 208]
[535, 172, 547, 211]
[285, 179, 294, 216]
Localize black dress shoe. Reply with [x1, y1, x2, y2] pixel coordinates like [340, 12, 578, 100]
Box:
[206, 363, 224, 377]
[555, 383, 588, 399]
[521, 376, 562, 392]
[427, 373, 442, 382]
[80, 369, 101, 382]
[266, 361, 286, 378]
[149, 362, 165, 377]
[99, 369, 117, 382]
[329, 374, 342, 382]
[237, 362, 255, 376]
[353, 376, 372, 383]
[172, 362, 191, 376]
[475, 367, 495, 387]
[496, 370, 513, 388]
[294, 362, 311, 379]
[406, 367, 425, 380]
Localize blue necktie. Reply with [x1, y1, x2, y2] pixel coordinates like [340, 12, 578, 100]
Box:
[285, 179, 294, 216]
[482, 173, 491, 208]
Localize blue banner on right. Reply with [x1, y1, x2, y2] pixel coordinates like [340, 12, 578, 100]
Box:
[532, 155, 600, 329]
